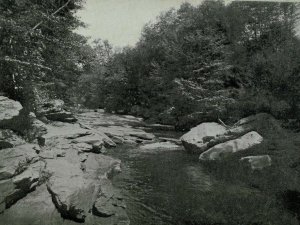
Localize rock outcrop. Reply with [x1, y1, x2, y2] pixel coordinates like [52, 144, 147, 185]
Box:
[0, 97, 128, 225]
[199, 131, 263, 160]
[37, 99, 77, 123]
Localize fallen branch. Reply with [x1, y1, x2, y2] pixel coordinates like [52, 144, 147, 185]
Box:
[32, 0, 72, 31]
[218, 118, 231, 129]
[3, 57, 52, 71]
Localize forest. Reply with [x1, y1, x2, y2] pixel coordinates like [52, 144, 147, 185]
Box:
[1, 0, 300, 131]
[1, 1, 300, 225]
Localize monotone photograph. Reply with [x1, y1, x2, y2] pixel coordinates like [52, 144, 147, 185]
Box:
[1, 0, 300, 225]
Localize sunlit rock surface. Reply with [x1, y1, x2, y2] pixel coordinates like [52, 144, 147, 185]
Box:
[181, 122, 227, 153]
[199, 131, 263, 160]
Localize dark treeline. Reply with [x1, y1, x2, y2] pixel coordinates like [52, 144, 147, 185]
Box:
[1, 0, 300, 131]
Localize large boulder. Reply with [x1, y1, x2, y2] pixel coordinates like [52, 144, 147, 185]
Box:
[181, 122, 227, 153]
[0, 96, 23, 129]
[181, 113, 281, 154]
[199, 131, 263, 160]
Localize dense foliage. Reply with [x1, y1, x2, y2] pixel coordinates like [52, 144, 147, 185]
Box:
[0, 0, 87, 109]
[1, 0, 300, 130]
[78, 1, 300, 130]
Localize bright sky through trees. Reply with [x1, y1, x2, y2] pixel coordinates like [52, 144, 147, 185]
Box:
[76, 0, 300, 47]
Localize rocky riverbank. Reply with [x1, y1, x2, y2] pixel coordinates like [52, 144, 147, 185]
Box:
[0, 97, 183, 225]
[1, 96, 300, 225]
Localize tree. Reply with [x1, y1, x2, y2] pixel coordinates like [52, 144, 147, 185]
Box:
[0, 0, 86, 109]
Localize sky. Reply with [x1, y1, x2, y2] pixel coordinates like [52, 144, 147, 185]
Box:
[76, 0, 300, 48]
[76, 0, 207, 47]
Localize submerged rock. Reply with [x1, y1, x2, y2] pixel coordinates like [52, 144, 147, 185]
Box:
[181, 122, 227, 153]
[240, 155, 272, 170]
[199, 131, 263, 160]
[139, 141, 183, 152]
[93, 179, 127, 219]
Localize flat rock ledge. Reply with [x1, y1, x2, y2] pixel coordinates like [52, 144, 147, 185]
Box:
[0, 105, 130, 225]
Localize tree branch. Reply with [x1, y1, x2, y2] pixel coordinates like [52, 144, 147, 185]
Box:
[32, 0, 72, 31]
[3, 57, 52, 71]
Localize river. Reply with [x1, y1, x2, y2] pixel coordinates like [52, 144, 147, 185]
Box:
[79, 111, 297, 225]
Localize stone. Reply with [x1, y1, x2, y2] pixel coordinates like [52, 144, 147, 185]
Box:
[0, 184, 130, 225]
[0, 161, 45, 212]
[0, 145, 39, 180]
[0, 96, 23, 128]
[181, 122, 227, 153]
[45, 158, 96, 222]
[93, 178, 127, 218]
[240, 155, 272, 170]
[27, 116, 48, 141]
[199, 131, 263, 160]
[72, 133, 116, 153]
[73, 143, 94, 153]
[45, 110, 77, 123]
[158, 137, 182, 145]
[38, 99, 64, 115]
[45, 153, 122, 223]
[129, 131, 155, 140]
[71, 134, 105, 153]
[139, 141, 183, 152]
[0, 129, 26, 150]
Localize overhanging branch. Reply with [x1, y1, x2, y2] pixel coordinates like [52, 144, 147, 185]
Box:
[3, 57, 52, 71]
[32, 0, 72, 31]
